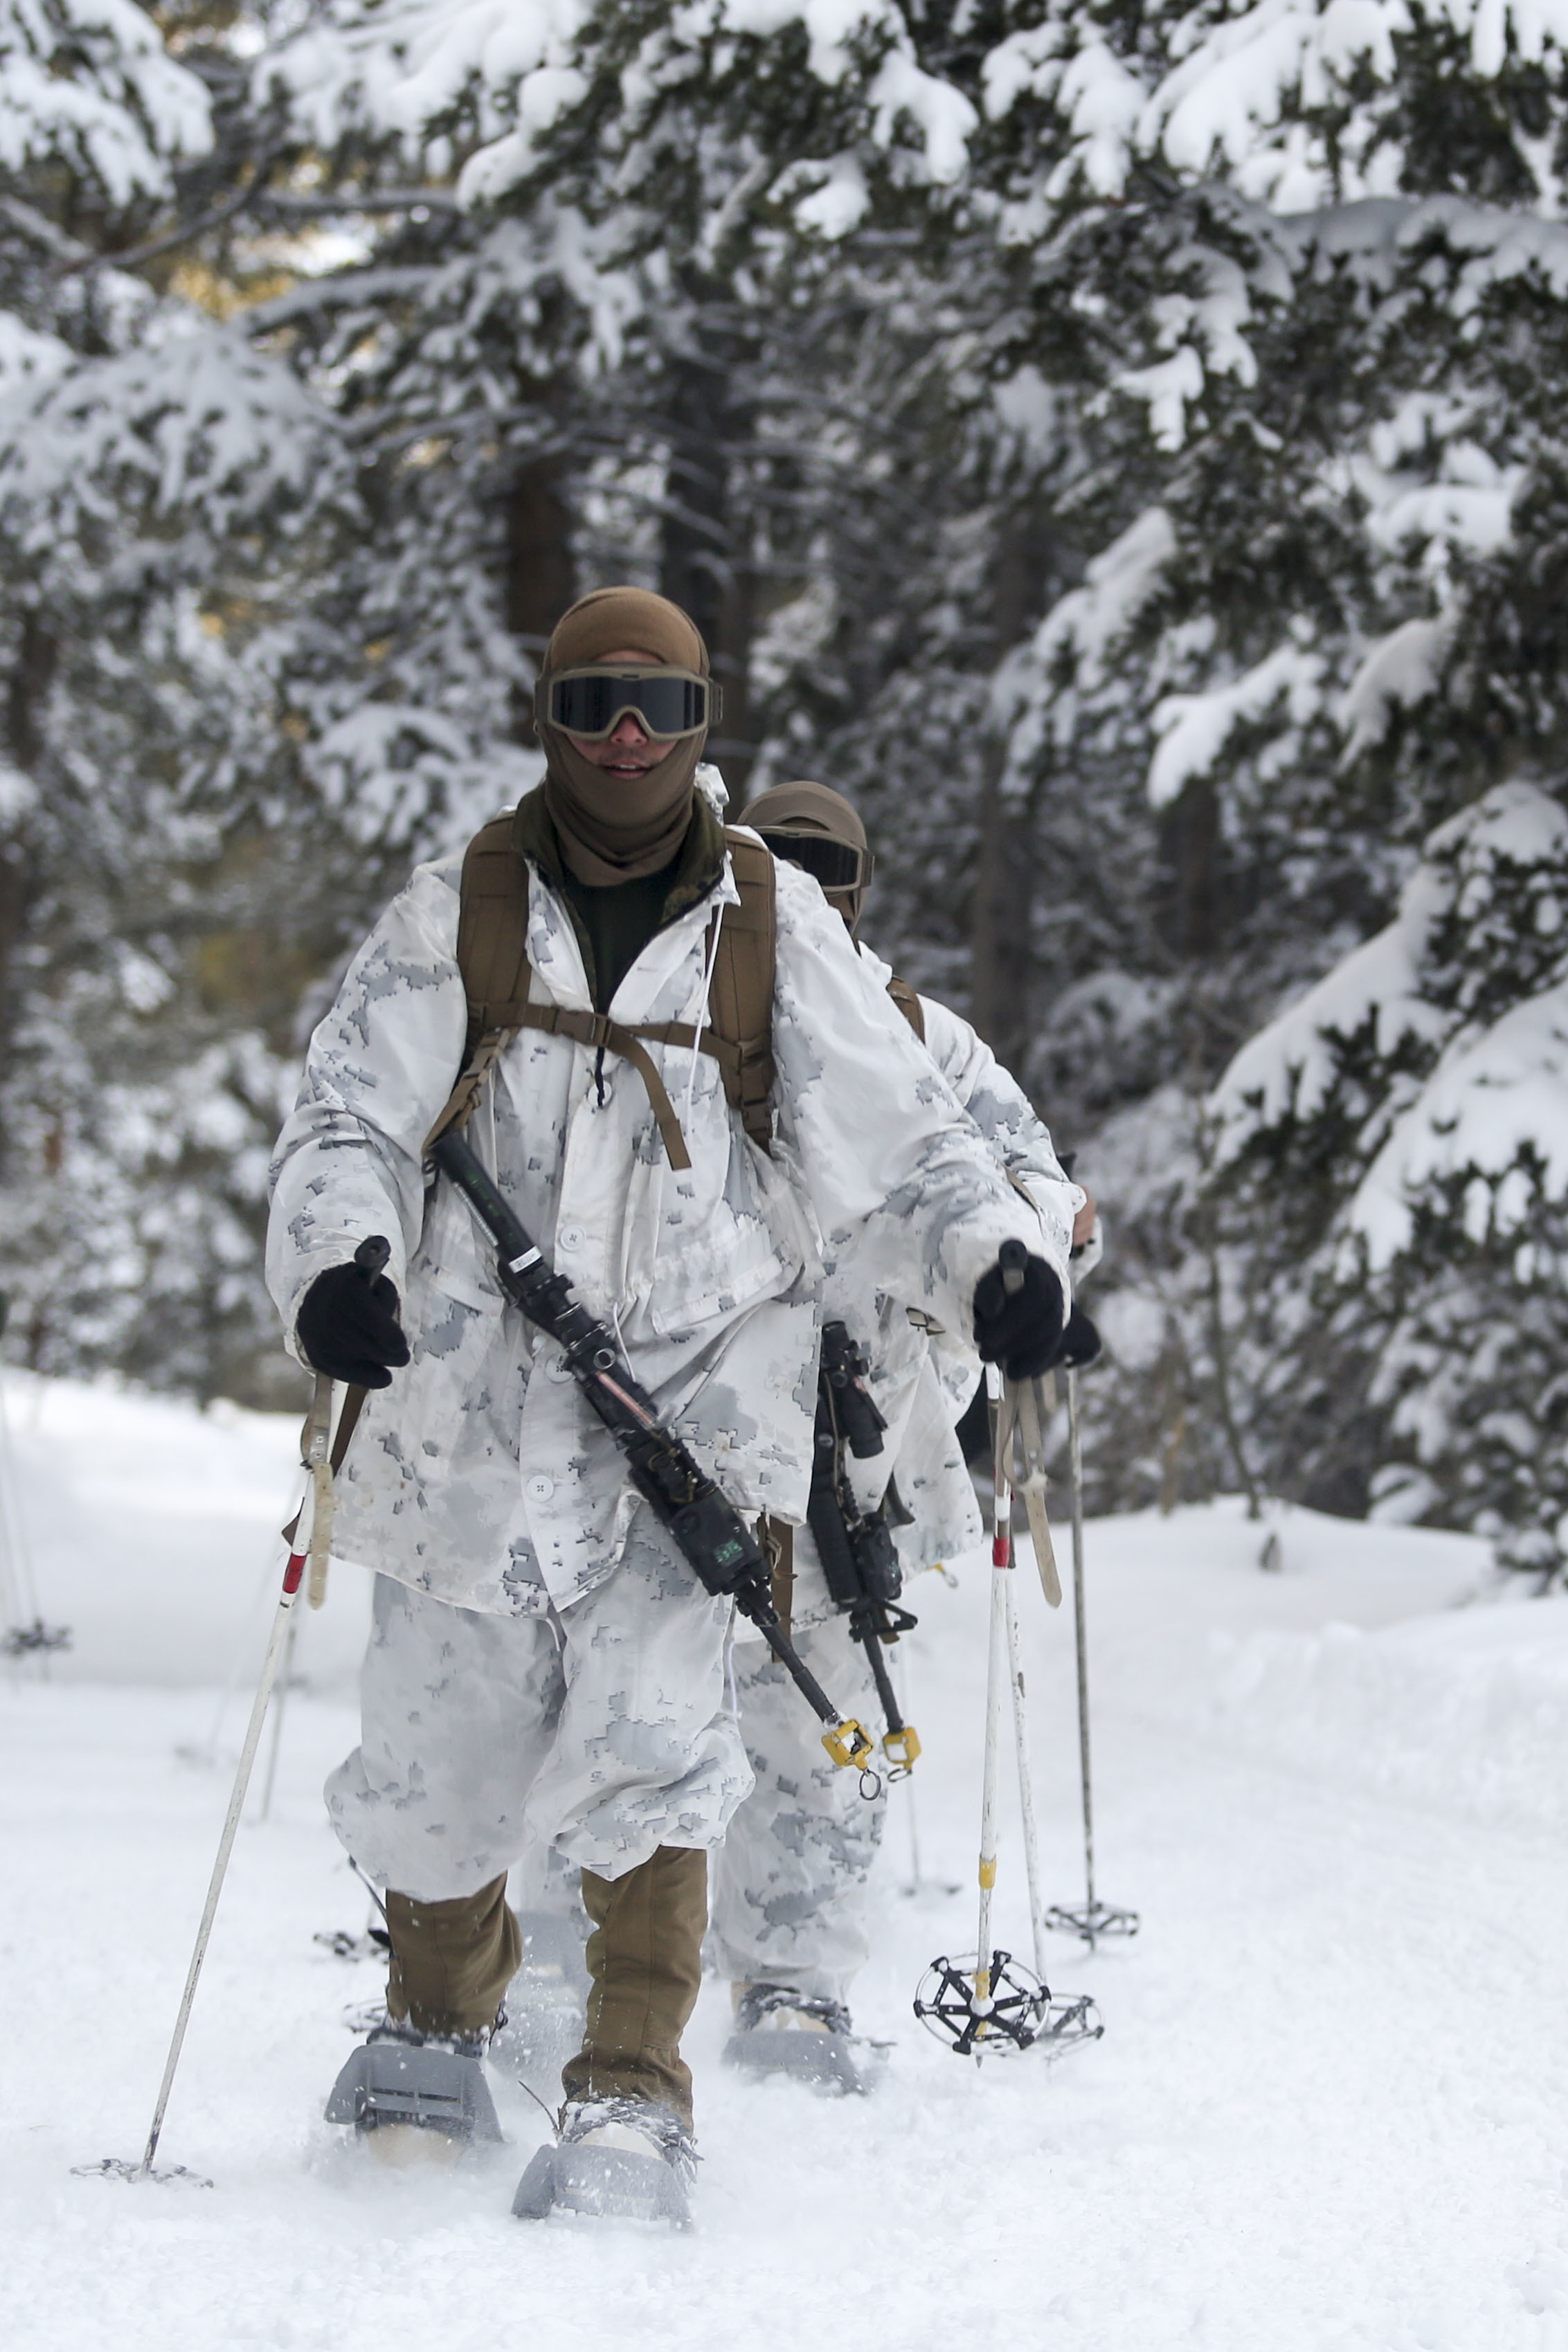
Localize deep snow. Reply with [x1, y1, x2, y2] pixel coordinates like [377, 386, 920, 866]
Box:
[4, 1372, 1568, 2351]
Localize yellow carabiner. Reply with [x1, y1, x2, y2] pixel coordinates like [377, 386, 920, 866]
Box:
[821, 1717, 874, 1770]
[883, 1723, 922, 1771]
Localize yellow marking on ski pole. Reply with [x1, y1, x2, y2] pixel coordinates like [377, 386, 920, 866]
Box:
[979, 1856, 997, 1889]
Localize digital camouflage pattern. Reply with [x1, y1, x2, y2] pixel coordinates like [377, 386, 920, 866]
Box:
[328, 1534, 746, 1900]
[269, 821, 1072, 1897]
[715, 965, 1079, 1995]
[708, 1597, 885, 2002]
[267, 837, 1073, 1619]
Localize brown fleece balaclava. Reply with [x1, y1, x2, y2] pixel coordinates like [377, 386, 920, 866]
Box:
[740, 779, 872, 931]
[537, 586, 710, 886]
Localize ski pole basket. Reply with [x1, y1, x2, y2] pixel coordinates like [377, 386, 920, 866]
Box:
[913, 1952, 1102, 2062]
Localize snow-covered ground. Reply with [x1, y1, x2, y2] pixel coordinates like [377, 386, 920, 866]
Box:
[4, 1372, 1568, 2351]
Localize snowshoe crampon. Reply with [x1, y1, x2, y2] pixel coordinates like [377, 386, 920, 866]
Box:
[721, 1983, 887, 2096]
[914, 1950, 1103, 2061]
[512, 2098, 694, 2229]
[325, 2022, 502, 2159]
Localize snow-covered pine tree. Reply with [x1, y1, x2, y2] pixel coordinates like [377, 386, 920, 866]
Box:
[1211, 779, 1568, 1566]
[0, 3, 382, 1399]
[971, 2, 1568, 1520]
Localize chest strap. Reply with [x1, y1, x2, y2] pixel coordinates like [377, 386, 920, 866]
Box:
[424, 814, 778, 1168]
[424, 998, 764, 1171]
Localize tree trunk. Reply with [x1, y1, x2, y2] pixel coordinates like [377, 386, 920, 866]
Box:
[659, 343, 755, 798]
[1155, 773, 1223, 963]
[967, 501, 1061, 1072]
[967, 748, 1037, 1077]
[503, 449, 575, 732]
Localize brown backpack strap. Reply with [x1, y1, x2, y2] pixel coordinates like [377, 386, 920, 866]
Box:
[455, 812, 534, 1045]
[510, 1002, 697, 1171]
[710, 829, 777, 1151]
[886, 973, 926, 1043]
[426, 811, 779, 1165]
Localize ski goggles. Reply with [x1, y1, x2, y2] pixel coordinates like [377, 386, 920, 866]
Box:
[543, 666, 720, 740]
[755, 827, 870, 895]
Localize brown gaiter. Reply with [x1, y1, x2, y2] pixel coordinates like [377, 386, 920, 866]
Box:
[561, 1845, 708, 2128]
[384, 1875, 522, 2039]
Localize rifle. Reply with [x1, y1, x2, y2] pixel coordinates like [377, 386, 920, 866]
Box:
[806, 1320, 921, 1772]
[429, 1130, 873, 1776]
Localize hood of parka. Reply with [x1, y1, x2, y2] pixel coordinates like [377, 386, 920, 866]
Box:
[534, 586, 711, 887]
[740, 779, 871, 930]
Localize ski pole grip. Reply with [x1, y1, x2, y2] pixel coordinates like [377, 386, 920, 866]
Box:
[999, 1237, 1029, 1296]
[354, 1235, 390, 1280]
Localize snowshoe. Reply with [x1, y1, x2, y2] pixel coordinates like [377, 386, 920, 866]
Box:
[488, 1908, 590, 2086]
[325, 2018, 502, 2162]
[512, 2097, 695, 2229]
[721, 1982, 886, 2095]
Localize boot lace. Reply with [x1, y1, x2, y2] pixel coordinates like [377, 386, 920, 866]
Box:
[558, 2096, 699, 2183]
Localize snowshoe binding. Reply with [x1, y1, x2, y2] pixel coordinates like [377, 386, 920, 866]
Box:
[325, 2018, 503, 2162]
[721, 1982, 886, 2095]
[512, 2096, 695, 2229]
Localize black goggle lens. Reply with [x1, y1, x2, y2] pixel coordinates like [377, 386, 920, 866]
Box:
[758, 831, 865, 890]
[547, 671, 710, 738]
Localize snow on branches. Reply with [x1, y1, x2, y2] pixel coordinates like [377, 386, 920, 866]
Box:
[1209, 782, 1568, 1565]
[0, 0, 210, 206]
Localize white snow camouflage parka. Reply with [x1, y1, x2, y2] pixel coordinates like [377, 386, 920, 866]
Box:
[781, 940, 1082, 1624]
[267, 820, 1074, 1618]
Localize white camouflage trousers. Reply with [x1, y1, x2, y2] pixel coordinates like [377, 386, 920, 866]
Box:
[708, 1592, 890, 2006]
[325, 1512, 753, 1901]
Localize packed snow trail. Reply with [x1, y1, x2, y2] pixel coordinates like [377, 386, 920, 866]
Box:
[3, 1376, 1567, 2351]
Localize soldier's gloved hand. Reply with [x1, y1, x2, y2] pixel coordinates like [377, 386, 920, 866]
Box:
[973, 1245, 1065, 1381]
[1053, 1303, 1102, 1370]
[296, 1249, 411, 1388]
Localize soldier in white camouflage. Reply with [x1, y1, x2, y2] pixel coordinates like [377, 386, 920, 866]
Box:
[267, 589, 1080, 2220]
[709, 782, 1099, 2089]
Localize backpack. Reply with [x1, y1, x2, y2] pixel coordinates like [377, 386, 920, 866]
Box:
[313, 823, 927, 1489]
[427, 809, 926, 1162]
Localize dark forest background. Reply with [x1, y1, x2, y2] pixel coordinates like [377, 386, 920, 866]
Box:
[10, 0, 1568, 1570]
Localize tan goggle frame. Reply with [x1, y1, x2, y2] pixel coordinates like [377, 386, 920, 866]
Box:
[545, 665, 721, 741]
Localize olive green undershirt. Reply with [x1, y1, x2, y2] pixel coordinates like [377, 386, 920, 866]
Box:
[511, 783, 727, 1013]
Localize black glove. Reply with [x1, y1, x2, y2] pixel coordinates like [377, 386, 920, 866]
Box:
[1053, 1302, 1102, 1370]
[973, 1243, 1065, 1381]
[296, 1238, 411, 1389]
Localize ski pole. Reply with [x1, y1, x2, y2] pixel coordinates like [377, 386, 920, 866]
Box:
[257, 1615, 298, 1824]
[972, 1399, 1013, 2034]
[1045, 1365, 1139, 1948]
[259, 1355, 348, 1823]
[1002, 1570, 1049, 1983]
[1067, 1367, 1097, 1919]
[973, 1486, 1011, 2022]
[913, 1354, 1101, 2063]
[133, 1374, 333, 2178]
